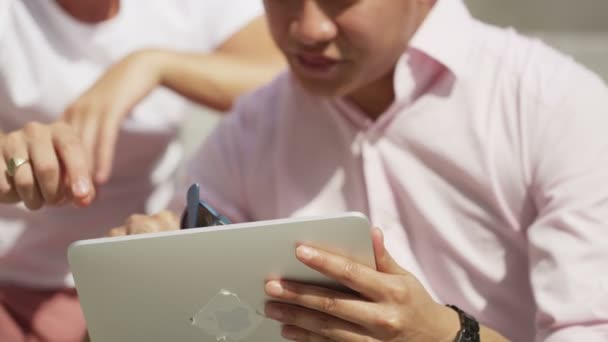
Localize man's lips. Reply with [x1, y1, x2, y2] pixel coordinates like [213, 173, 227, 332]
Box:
[296, 53, 340, 69]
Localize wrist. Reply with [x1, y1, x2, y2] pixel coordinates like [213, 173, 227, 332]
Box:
[433, 303, 461, 342]
[446, 305, 482, 342]
[128, 49, 171, 85]
[146, 49, 189, 88]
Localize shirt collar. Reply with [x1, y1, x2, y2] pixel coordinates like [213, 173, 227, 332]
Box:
[408, 0, 475, 78]
[329, 0, 475, 131]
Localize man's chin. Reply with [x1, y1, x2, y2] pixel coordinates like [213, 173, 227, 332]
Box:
[294, 75, 352, 98]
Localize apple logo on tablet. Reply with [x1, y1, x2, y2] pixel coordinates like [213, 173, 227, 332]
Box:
[215, 306, 251, 332]
[191, 289, 264, 340]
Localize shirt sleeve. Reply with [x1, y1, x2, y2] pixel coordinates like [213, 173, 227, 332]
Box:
[526, 66, 608, 341]
[196, 0, 264, 50]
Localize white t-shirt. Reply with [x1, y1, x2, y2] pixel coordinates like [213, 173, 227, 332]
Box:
[0, 0, 263, 288]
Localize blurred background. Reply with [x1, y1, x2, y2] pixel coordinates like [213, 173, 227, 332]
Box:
[180, 0, 608, 156]
[465, 0, 608, 80]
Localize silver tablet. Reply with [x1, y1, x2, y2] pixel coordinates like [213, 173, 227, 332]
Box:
[68, 212, 374, 342]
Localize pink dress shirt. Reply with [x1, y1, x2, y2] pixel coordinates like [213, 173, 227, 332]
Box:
[185, 0, 608, 340]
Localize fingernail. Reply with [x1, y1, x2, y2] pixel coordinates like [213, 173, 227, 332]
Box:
[95, 172, 107, 185]
[297, 246, 317, 261]
[265, 305, 283, 320]
[282, 326, 297, 339]
[266, 281, 284, 296]
[72, 177, 90, 197]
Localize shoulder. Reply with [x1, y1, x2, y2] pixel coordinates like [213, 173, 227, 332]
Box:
[229, 72, 301, 130]
[0, 0, 16, 43]
[206, 72, 293, 149]
[471, 21, 606, 110]
[208, 71, 319, 159]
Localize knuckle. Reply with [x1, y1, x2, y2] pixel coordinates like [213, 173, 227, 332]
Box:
[156, 211, 178, 230]
[373, 315, 402, 337]
[53, 123, 80, 142]
[340, 261, 360, 283]
[126, 214, 146, 226]
[5, 131, 22, 145]
[23, 121, 42, 135]
[53, 121, 72, 131]
[321, 296, 338, 314]
[127, 217, 160, 235]
[109, 227, 124, 237]
[387, 282, 409, 303]
[167, 211, 180, 226]
[144, 221, 160, 233]
[66, 101, 89, 115]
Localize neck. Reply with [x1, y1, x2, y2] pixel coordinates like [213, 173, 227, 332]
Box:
[346, 1, 436, 120]
[55, 0, 120, 23]
[347, 69, 396, 120]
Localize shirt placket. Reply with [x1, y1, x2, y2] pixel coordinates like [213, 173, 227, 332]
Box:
[359, 137, 434, 295]
[360, 139, 400, 228]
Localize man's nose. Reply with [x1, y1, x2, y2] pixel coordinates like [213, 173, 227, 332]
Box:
[289, 0, 338, 47]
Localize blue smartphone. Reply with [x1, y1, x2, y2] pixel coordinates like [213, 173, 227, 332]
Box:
[180, 183, 231, 229]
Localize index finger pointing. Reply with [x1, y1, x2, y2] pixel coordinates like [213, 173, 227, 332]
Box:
[51, 124, 95, 206]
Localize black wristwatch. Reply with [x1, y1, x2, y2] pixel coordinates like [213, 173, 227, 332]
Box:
[447, 305, 480, 342]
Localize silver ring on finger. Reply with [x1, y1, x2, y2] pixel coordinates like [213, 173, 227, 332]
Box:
[6, 157, 29, 177]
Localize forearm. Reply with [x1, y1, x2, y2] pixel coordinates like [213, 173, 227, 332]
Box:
[480, 325, 510, 342]
[116, 16, 284, 112]
[148, 49, 284, 112]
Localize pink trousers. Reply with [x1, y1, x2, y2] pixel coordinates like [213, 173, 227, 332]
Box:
[0, 285, 87, 342]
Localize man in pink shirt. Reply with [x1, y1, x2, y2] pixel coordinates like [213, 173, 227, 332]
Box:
[115, 0, 608, 340]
